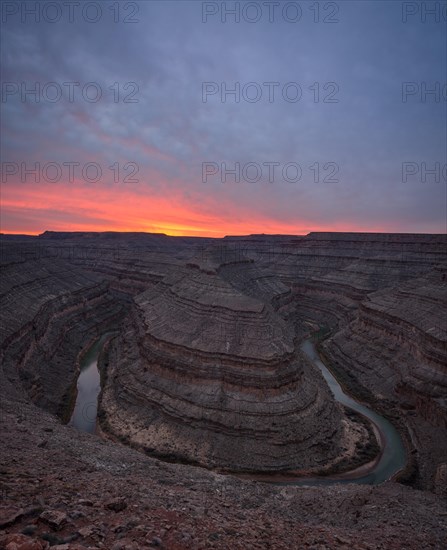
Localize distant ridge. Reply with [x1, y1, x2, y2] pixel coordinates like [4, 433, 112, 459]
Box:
[0, 230, 445, 241]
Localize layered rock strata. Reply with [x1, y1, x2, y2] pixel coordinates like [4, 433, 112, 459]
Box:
[0, 254, 130, 418]
[1, 231, 446, 490]
[322, 267, 447, 493]
[100, 270, 346, 472]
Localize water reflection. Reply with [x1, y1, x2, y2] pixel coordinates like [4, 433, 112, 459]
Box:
[69, 334, 112, 433]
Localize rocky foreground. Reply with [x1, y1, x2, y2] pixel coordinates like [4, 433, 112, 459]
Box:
[1, 398, 447, 550]
[1, 231, 446, 549]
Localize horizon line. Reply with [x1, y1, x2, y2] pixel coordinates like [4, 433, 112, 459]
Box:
[1, 229, 446, 239]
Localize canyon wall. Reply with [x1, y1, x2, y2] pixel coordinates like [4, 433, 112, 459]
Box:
[99, 269, 345, 472]
[1, 231, 445, 489]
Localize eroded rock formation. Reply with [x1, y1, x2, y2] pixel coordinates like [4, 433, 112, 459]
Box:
[99, 269, 345, 472]
[1, 231, 446, 484]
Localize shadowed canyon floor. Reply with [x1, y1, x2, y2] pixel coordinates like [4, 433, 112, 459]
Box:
[1, 231, 446, 549]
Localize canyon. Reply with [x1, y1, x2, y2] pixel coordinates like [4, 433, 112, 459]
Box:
[0, 231, 446, 549]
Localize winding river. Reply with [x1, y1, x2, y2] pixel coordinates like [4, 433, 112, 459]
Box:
[69, 333, 112, 433]
[69, 334, 407, 485]
[296, 339, 407, 485]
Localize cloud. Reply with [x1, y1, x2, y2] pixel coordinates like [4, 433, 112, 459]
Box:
[1, 1, 445, 235]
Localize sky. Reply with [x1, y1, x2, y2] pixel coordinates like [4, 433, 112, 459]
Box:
[1, 0, 446, 236]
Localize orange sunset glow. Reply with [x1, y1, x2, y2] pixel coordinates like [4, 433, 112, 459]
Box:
[1, 179, 404, 237]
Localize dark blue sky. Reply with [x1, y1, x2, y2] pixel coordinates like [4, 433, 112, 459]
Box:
[1, 0, 446, 235]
